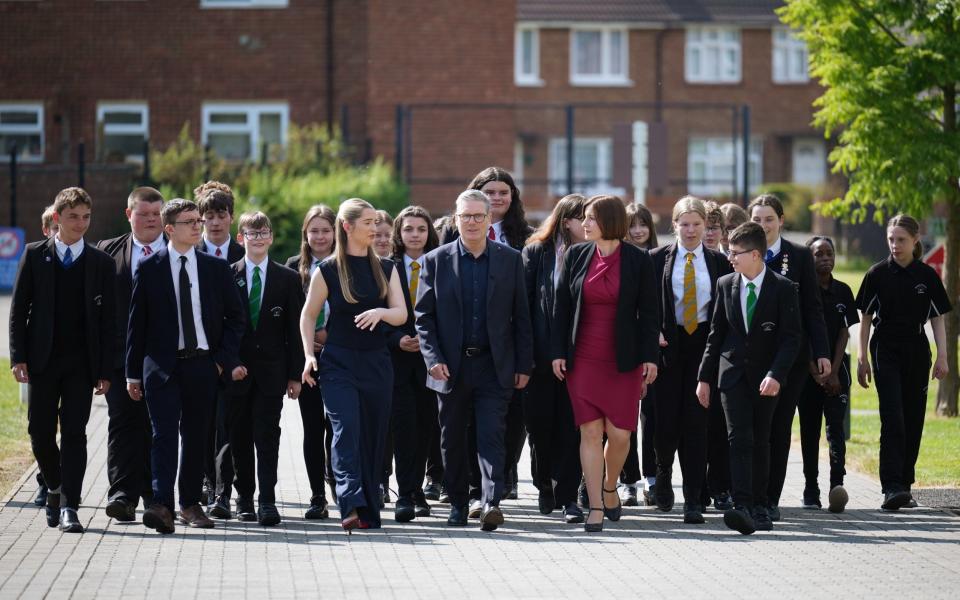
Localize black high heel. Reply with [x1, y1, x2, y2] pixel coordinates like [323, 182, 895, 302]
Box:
[603, 487, 623, 522]
[584, 508, 605, 533]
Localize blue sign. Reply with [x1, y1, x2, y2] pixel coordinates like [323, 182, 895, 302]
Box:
[0, 227, 25, 291]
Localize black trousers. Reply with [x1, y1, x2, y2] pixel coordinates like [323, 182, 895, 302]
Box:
[439, 353, 511, 507]
[767, 350, 809, 506]
[425, 420, 444, 483]
[468, 388, 524, 500]
[722, 379, 777, 510]
[105, 367, 153, 505]
[704, 386, 731, 498]
[207, 387, 233, 499]
[871, 335, 930, 494]
[297, 373, 334, 503]
[228, 381, 283, 504]
[391, 358, 437, 500]
[27, 356, 92, 510]
[621, 385, 656, 484]
[654, 326, 709, 503]
[522, 366, 581, 506]
[798, 358, 850, 491]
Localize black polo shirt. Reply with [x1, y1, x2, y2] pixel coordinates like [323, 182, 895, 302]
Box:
[856, 257, 952, 340]
[819, 277, 858, 352]
[457, 238, 490, 350]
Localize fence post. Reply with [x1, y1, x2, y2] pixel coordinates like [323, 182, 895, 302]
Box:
[394, 105, 404, 180]
[77, 142, 86, 189]
[565, 105, 575, 196]
[203, 143, 211, 182]
[260, 142, 268, 168]
[741, 105, 751, 206]
[9, 143, 17, 228]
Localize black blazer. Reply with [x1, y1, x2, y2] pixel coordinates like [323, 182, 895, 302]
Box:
[9, 238, 116, 382]
[521, 239, 561, 370]
[229, 259, 305, 397]
[96, 232, 168, 370]
[126, 248, 245, 389]
[769, 238, 829, 361]
[415, 240, 534, 394]
[197, 238, 245, 264]
[697, 270, 802, 392]
[387, 255, 428, 380]
[551, 241, 660, 372]
[650, 243, 732, 368]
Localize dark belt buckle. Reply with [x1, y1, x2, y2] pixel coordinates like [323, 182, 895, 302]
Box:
[464, 347, 482, 357]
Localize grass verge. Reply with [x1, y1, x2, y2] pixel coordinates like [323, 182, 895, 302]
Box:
[0, 359, 33, 497]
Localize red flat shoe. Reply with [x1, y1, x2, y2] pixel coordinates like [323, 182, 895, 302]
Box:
[358, 519, 372, 530]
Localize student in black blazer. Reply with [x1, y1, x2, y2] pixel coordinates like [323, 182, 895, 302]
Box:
[521, 193, 587, 524]
[227, 212, 304, 526]
[10, 187, 116, 533]
[649, 196, 731, 524]
[387, 205, 440, 522]
[126, 198, 246, 534]
[415, 189, 534, 532]
[97, 186, 167, 523]
[749, 195, 830, 518]
[696, 222, 801, 535]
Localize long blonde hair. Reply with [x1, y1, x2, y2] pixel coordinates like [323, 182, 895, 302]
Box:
[334, 198, 389, 303]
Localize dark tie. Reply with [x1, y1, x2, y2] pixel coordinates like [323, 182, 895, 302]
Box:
[746, 282, 757, 331]
[215, 247, 223, 258]
[765, 249, 775, 264]
[179, 256, 198, 351]
[249, 266, 262, 330]
[62, 247, 74, 268]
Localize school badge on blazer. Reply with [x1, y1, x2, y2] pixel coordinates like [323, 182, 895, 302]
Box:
[915, 283, 927, 295]
[270, 306, 284, 318]
[761, 321, 776, 332]
[94, 294, 103, 306]
[235, 275, 246, 289]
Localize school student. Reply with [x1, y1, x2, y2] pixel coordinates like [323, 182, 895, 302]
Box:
[856, 214, 950, 511]
[10, 187, 116, 533]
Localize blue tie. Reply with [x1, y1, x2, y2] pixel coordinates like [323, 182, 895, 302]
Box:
[62, 246, 74, 268]
[765, 249, 775, 264]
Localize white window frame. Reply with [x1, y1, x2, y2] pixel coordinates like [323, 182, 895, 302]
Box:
[772, 27, 810, 84]
[515, 25, 543, 87]
[685, 26, 742, 84]
[96, 102, 149, 162]
[200, 0, 287, 8]
[569, 26, 630, 87]
[201, 102, 289, 162]
[687, 136, 763, 196]
[548, 137, 615, 196]
[0, 103, 44, 163]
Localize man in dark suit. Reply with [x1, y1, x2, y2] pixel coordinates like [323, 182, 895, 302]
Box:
[96, 186, 166, 522]
[227, 211, 304, 525]
[10, 187, 116, 533]
[126, 198, 246, 534]
[415, 189, 533, 532]
[696, 222, 801, 535]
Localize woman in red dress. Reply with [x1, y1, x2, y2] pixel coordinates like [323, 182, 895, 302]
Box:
[552, 195, 660, 532]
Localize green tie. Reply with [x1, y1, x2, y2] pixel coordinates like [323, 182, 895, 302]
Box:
[249, 265, 262, 329]
[745, 281, 757, 331]
[314, 260, 325, 329]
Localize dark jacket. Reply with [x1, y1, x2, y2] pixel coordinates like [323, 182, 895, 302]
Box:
[769, 238, 829, 362]
[387, 255, 429, 380]
[551, 241, 660, 372]
[521, 239, 562, 371]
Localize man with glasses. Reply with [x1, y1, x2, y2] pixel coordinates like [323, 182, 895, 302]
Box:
[126, 198, 246, 534]
[415, 190, 533, 532]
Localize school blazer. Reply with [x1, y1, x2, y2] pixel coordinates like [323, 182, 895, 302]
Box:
[126, 248, 245, 389]
[697, 271, 802, 392]
[772, 238, 830, 362]
[414, 240, 534, 394]
[386, 255, 428, 380]
[650, 243, 732, 368]
[230, 259, 305, 397]
[9, 237, 116, 382]
[551, 241, 660, 373]
[521, 239, 561, 370]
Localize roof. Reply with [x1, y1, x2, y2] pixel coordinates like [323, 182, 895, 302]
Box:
[517, 1, 787, 25]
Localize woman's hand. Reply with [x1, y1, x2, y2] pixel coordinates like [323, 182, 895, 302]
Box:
[933, 354, 948, 380]
[552, 359, 566, 381]
[302, 356, 318, 387]
[354, 308, 384, 331]
[642, 362, 658, 385]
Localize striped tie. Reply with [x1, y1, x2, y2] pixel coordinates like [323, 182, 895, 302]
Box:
[682, 252, 697, 334]
[249, 266, 262, 330]
[409, 261, 420, 307]
[746, 282, 757, 331]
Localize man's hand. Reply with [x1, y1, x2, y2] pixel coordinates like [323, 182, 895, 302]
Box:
[552, 359, 566, 381]
[514, 373, 530, 389]
[11, 363, 28, 383]
[659, 332, 668, 347]
[231, 366, 248, 381]
[127, 382, 143, 402]
[759, 377, 781, 397]
[695, 381, 710, 408]
[287, 380, 302, 399]
[642, 362, 658, 385]
[822, 372, 841, 396]
[399, 335, 420, 353]
[94, 379, 111, 396]
[429, 363, 450, 382]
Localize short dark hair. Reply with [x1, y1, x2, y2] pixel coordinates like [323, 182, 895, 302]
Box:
[748, 193, 784, 219]
[728, 222, 767, 254]
[127, 186, 164, 209]
[162, 198, 199, 226]
[53, 187, 93, 214]
[195, 181, 235, 215]
[237, 211, 272, 233]
[585, 195, 628, 241]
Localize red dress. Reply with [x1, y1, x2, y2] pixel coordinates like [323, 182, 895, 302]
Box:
[566, 244, 645, 431]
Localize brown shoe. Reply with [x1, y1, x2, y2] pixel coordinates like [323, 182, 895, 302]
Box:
[179, 504, 215, 528]
[142, 504, 176, 534]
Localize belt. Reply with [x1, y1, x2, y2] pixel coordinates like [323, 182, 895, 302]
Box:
[463, 346, 489, 357]
[176, 348, 210, 359]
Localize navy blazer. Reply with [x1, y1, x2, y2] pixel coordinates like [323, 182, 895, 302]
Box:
[521, 239, 560, 370]
[415, 240, 534, 394]
[126, 248, 245, 389]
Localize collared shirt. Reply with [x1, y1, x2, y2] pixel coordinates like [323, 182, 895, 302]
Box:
[131, 235, 165, 278]
[245, 256, 269, 306]
[856, 256, 952, 339]
[553, 234, 566, 287]
[204, 238, 231, 260]
[766, 237, 783, 261]
[403, 254, 422, 291]
[54, 235, 84, 263]
[168, 242, 210, 351]
[819, 276, 859, 351]
[671, 242, 712, 324]
[490, 220, 505, 243]
[740, 266, 767, 332]
[457, 238, 490, 349]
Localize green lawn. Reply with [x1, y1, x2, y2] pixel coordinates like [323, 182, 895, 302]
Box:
[0, 359, 33, 497]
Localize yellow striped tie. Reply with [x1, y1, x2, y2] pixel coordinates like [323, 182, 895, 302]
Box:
[682, 252, 698, 334]
[409, 261, 420, 307]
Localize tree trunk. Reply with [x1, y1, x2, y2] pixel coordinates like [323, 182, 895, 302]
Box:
[936, 190, 960, 417]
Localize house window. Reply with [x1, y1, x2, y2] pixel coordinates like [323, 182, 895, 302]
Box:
[773, 28, 810, 83]
[0, 103, 44, 163]
[792, 138, 826, 185]
[685, 26, 741, 84]
[548, 137, 614, 196]
[570, 27, 629, 86]
[200, 0, 288, 8]
[97, 103, 148, 162]
[515, 26, 542, 86]
[687, 137, 762, 196]
[202, 103, 288, 161]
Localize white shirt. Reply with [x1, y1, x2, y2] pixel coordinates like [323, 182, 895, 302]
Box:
[168, 243, 210, 350]
[54, 235, 84, 263]
[204, 238, 231, 260]
[740, 267, 767, 333]
[131, 235, 165, 278]
[245, 256, 269, 306]
[403, 254, 422, 293]
[766, 237, 783, 261]
[671, 243, 712, 324]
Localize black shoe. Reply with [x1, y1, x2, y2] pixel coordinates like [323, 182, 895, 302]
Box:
[305, 496, 329, 520]
[380, 484, 390, 508]
[562, 502, 585, 524]
[752, 505, 773, 531]
[602, 488, 622, 522]
[881, 490, 911, 511]
[257, 504, 281, 526]
[723, 506, 756, 535]
[59, 508, 84, 533]
[654, 474, 674, 512]
[395, 496, 416, 522]
[578, 479, 589, 509]
[713, 491, 733, 511]
[423, 481, 441, 501]
[683, 501, 705, 524]
[437, 484, 450, 504]
[905, 495, 918, 509]
[502, 483, 518, 501]
[236, 497, 257, 522]
[538, 488, 555, 515]
[447, 504, 468, 526]
[33, 483, 48, 507]
[45, 492, 61, 528]
[480, 503, 504, 532]
[105, 499, 136, 522]
[767, 504, 781, 521]
[802, 488, 822, 510]
[414, 496, 431, 518]
[643, 484, 656, 506]
[584, 508, 604, 533]
[621, 485, 639, 507]
[207, 495, 232, 519]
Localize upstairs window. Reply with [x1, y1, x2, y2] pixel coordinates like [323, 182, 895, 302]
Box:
[202, 103, 288, 161]
[201, 0, 288, 8]
[685, 26, 741, 84]
[97, 103, 148, 162]
[773, 28, 810, 83]
[570, 27, 629, 86]
[515, 26, 542, 86]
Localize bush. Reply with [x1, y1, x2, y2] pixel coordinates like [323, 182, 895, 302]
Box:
[756, 183, 818, 232]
